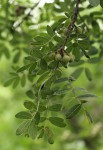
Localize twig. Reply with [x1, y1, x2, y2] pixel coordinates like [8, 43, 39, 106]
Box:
[62, 0, 80, 49]
[14, 0, 41, 28]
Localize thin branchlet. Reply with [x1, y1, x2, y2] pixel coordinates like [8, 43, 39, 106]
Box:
[62, 0, 80, 49]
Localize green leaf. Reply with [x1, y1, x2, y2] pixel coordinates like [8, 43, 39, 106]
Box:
[16, 121, 30, 136]
[17, 64, 30, 73]
[26, 90, 34, 99]
[38, 129, 44, 139]
[13, 51, 20, 63]
[69, 60, 85, 67]
[70, 68, 83, 79]
[40, 117, 46, 122]
[48, 61, 58, 69]
[48, 137, 54, 144]
[54, 36, 63, 43]
[24, 101, 36, 110]
[21, 74, 26, 87]
[100, 0, 103, 8]
[53, 89, 70, 95]
[48, 104, 62, 111]
[49, 117, 66, 128]
[55, 77, 68, 83]
[29, 63, 37, 74]
[40, 59, 48, 70]
[47, 25, 54, 36]
[89, 0, 100, 7]
[88, 57, 100, 63]
[85, 110, 93, 123]
[38, 105, 46, 112]
[77, 94, 97, 99]
[28, 119, 38, 139]
[34, 112, 40, 125]
[85, 68, 92, 81]
[44, 127, 54, 144]
[4, 78, 15, 87]
[37, 71, 50, 87]
[15, 111, 32, 119]
[66, 104, 82, 119]
[32, 49, 42, 58]
[72, 47, 81, 61]
[12, 77, 20, 88]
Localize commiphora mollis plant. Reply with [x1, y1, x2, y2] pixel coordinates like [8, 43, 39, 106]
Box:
[4, 0, 98, 144]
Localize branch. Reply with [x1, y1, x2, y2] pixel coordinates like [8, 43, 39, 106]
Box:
[62, 0, 80, 49]
[13, 0, 41, 28]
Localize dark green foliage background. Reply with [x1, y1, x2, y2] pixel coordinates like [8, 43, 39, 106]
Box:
[0, 0, 103, 149]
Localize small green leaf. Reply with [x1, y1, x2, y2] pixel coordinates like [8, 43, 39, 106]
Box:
[85, 110, 93, 123]
[47, 25, 54, 36]
[53, 89, 70, 95]
[48, 137, 54, 144]
[49, 117, 66, 128]
[26, 90, 34, 99]
[12, 77, 20, 88]
[13, 51, 20, 63]
[4, 78, 15, 87]
[80, 100, 88, 104]
[16, 121, 30, 136]
[100, 0, 103, 8]
[70, 68, 83, 79]
[44, 127, 54, 144]
[17, 64, 30, 73]
[48, 104, 62, 112]
[37, 71, 50, 87]
[24, 101, 36, 110]
[77, 94, 97, 99]
[55, 77, 68, 83]
[85, 68, 92, 81]
[21, 74, 26, 87]
[38, 129, 44, 139]
[28, 119, 38, 139]
[38, 105, 46, 112]
[66, 104, 82, 119]
[72, 47, 81, 61]
[29, 63, 37, 74]
[32, 49, 42, 58]
[69, 60, 85, 67]
[88, 57, 100, 63]
[15, 111, 32, 119]
[40, 59, 48, 70]
[34, 112, 40, 125]
[40, 117, 46, 122]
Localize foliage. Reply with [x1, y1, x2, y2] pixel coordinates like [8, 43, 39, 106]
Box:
[0, 0, 103, 147]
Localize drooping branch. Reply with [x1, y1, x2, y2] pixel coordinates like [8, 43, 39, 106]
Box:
[13, 0, 41, 28]
[62, 0, 80, 49]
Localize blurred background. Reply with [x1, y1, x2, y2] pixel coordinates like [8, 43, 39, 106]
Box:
[0, 0, 103, 150]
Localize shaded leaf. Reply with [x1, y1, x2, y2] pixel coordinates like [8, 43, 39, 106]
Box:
[40, 59, 48, 70]
[48, 104, 62, 111]
[24, 101, 36, 110]
[28, 119, 37, 139]
[85, 68, 92, 81]
[16, 121, 30, 136]
[49, 117, 66, 128]
[17, 64, 30, 73]
[26, 90, 34, 99]
[77, 94, 97, 99]
[66, 104, 82, 119]
[47, 25, 54, 36]
[85, 110, 93, 123]
[70, 68, 83, 79]
[15, 111, 32, 119]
